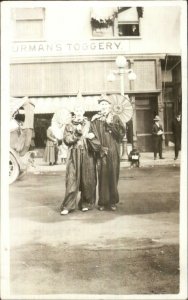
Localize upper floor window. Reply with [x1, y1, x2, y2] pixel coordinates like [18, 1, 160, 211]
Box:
[90, 7, 143, 38]
[11, 8, 45, 41]
[90, 7, 117, 38]
[118, 23, 139, 36]
[117, 7, 143, 37]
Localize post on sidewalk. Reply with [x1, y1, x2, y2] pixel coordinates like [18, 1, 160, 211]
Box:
[156, 58, 165, 149]
[131, 96, 137, 149]
[119, 64, 128, 161]
[121, 133, 128, 161]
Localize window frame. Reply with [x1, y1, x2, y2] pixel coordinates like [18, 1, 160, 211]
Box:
[12, 8, 45, 42]
[118, 20, 140, 38]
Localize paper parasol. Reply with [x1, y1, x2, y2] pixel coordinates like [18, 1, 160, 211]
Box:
[108, 94, 133, 124]
[51, 108, 72, 139]
[52, 108, 72, 127]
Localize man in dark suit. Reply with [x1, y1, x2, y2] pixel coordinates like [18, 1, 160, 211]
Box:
[172, 114, 181, 160]
[152, 115, 165, 160]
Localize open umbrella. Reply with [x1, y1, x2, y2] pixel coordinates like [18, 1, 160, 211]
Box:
[52, 108, 72, 126]
[51, 108, 72, 140]
[108, 94, 133, 124]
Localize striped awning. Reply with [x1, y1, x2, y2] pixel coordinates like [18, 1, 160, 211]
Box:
[29, 96, 101, 114]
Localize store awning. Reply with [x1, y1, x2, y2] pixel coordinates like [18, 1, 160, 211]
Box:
[29, 96, 101, 114]
[160, 54, 181, 70]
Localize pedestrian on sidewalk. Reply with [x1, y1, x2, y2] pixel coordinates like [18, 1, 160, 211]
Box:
[172, 114, 181, 160]
[152, 115, 165, 160]
[90, 95, 126, 211]
[60, 105, 100, 215]
[44, 125, 59, 165]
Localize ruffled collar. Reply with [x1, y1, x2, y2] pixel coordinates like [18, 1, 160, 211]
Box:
[72, 116, 87, 125]
[91, 112, 113, 122]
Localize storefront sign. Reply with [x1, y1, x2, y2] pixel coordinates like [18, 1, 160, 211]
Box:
[11, 40, 129, 57]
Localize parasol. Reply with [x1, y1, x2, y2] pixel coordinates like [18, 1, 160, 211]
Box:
[51, 108, 72, 139]
[108, 94, 133, 124]
[52, 108, 72, 126]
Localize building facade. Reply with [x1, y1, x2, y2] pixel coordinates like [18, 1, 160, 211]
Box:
[10, 4, 182, 151]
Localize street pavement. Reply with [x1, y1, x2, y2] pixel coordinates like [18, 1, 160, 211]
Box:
[9, 164, 181, 297]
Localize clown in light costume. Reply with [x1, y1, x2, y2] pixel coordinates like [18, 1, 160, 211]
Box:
[60, 105, 100, 215]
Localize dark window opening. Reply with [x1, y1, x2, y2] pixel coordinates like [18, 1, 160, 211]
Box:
[118, 24, 139, 36]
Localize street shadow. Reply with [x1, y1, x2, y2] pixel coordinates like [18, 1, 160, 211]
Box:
[79, 191, 179, 224]
[9, 167, 180, 224]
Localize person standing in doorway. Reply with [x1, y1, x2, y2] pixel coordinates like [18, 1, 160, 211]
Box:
[44, 125, 59, 165]
[90, 95, 126, 211]
[152, 115, 165, 160]
[172, 114, 181, 160]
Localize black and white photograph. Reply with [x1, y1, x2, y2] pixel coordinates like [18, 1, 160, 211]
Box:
[1, 1, 187, 299]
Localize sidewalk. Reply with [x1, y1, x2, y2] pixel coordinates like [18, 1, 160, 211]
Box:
[28, 149, 181, 173]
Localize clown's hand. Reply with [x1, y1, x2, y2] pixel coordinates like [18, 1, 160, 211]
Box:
[76, 124, 82, 131]
[76, 124, 82, 135]
[100, 146, 108, 157]
[106, 114, 113, 124]
[85, 133, 95, 140]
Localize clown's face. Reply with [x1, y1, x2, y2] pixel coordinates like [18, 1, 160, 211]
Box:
[74, 107, 85, 121]
[99, 101, 111, 116]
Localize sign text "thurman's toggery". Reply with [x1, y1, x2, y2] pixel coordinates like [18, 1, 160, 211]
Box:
[11, 40, 129, 57]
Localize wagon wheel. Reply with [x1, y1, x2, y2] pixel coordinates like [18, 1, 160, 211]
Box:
[9, 152, 19, 184]
[109, 94, 133, 124]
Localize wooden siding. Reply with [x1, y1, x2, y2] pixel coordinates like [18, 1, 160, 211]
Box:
[10, 59, 157, 97]
[133, 60, 156, 91]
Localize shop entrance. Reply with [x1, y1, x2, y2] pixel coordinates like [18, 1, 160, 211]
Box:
[34, 114, 52, 148]
[135, 95, 158, 152]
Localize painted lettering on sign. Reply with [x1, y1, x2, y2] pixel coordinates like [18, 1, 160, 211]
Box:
[11, 40, 128, 57]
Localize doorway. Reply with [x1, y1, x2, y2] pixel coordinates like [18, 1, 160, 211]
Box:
[135, 95, 158, 152]
[34, 114, 52, 148]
